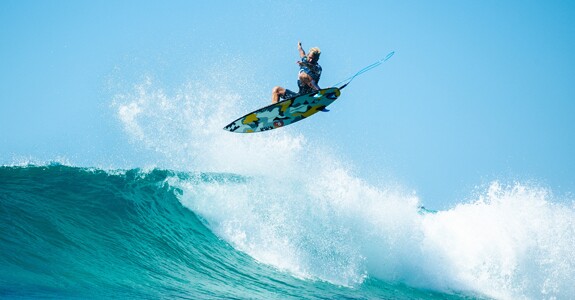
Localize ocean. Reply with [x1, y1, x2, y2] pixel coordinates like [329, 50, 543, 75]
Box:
[1, 164, 573, 299]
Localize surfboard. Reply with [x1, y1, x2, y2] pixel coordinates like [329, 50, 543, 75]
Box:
[223, 87, 341, 133]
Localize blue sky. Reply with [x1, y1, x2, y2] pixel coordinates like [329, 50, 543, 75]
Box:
[1, 1, 574, 208]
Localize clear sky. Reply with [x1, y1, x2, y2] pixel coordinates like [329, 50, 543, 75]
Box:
[1, 1, 574, 208]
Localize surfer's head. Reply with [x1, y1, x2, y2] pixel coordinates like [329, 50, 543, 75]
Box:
[308, 47, 321, 62]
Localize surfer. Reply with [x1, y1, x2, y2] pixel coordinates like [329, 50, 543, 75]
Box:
[272, 41, 322, 103]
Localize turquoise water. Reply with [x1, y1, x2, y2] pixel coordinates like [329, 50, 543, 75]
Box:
[1, 164, 573, 299]
[1, 164, 471, 299]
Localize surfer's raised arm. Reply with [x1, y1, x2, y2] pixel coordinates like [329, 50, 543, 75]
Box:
[298, 41, 306, 59]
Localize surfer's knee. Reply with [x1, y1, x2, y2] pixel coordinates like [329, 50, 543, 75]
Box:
[298, 72, 319, 90]
[298, 72, 311, 83]
[272, 86, 285, 95]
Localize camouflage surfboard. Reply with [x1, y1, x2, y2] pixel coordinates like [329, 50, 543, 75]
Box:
[223, 87, 341, 133]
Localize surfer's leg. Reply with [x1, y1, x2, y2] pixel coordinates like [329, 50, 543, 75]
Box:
[272, 86, 286, 104]
[298, 72, 320, 91]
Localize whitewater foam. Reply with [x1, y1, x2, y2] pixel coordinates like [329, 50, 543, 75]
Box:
[176, 171, 575, 299]
[417, 183, 575, 299]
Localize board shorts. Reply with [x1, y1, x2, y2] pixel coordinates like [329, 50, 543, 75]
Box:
[281, 80, 315, 100]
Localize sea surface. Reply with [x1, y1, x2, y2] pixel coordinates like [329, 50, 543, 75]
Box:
[1, 164, 573, 299]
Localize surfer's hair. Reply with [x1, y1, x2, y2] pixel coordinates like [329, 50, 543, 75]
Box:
[309, 47, 321, 60]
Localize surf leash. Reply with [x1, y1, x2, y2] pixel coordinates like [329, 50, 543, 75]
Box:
[334, 51, 395, 90]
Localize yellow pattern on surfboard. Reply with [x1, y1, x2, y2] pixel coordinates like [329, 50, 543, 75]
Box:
[242, 113, 259, 125]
